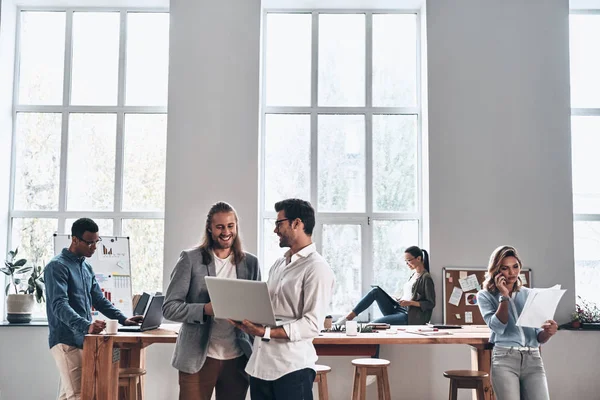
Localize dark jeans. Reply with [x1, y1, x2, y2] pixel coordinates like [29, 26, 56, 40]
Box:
[353, 287, 408, 325]
[250, 368, 316, 400]
[178, 356, 248, 400]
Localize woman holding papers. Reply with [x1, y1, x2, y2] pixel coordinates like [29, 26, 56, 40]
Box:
[478, 245, 558, 400]
[336, 246, 435, 325]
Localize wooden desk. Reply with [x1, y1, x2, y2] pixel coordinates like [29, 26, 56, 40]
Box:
[81, 325, 494, 400]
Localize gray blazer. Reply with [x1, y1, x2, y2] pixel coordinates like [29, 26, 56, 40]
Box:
[162, 247, 261, 374]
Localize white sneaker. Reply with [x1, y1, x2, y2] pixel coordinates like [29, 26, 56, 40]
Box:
[366, 376, 377, 386]
[335, 316, 347, 325]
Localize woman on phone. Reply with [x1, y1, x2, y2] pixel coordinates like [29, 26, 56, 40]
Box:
[478, 245, 557, 400]
[336, 246, 435, 325]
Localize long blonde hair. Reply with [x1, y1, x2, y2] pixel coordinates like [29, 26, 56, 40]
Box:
[483, 245, 523, 294]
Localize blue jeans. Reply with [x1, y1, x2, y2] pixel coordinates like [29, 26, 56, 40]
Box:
[250, 368, 316, 400]
[491, 347, 550, 400]
[352, 287, 408, 324]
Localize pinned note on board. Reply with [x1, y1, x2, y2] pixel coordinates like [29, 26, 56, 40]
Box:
[455, 314, 461, 320]
[465, 311, 473, 323]
[449, 287, 463, 306]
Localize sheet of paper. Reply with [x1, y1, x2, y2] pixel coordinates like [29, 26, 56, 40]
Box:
[449, 287, 463, 306]
[459, 274, 479, 292]
[516, 287, 567, 328]
[465, 311, 473, 323]
[455, 313, 461, 320]
[459, 271, 468, 279]
[446, 272, 451, 278]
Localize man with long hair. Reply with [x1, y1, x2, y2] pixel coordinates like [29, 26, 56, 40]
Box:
[45, 218, 142, 400]
[163, 202, 261, 400]
[233, 198, 335, 400]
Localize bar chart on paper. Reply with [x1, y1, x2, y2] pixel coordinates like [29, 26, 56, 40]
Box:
[53, 234, 133, 317]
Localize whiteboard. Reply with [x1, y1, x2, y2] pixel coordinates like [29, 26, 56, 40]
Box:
[53, 234, 133, 318]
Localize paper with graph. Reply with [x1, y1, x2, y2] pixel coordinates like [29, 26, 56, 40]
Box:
[515, 285, 566, 328]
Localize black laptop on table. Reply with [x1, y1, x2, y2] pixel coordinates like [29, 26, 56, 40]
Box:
[118, 295, 164, 333]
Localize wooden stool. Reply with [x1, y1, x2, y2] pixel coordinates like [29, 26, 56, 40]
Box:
[351, 358, 391, 400]
[118, 368, 147, 400]
[314, 364, 331, 400]
[443, 370, 489, 400]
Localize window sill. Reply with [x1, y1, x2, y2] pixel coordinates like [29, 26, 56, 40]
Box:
[559, 323, 600, 331]
[0, 321, 48, 327]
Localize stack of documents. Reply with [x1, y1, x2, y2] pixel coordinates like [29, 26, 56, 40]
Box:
[515, 285, 566, 328]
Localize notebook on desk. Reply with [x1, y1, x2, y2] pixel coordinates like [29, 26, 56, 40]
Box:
[118, 295, 164, 333]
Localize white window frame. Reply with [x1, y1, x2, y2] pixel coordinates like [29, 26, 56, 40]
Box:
[570, 8, 600, 306]
[9, 6, 168, 240]
[5, 7, 168, 321]
[259, 9, 424, 320]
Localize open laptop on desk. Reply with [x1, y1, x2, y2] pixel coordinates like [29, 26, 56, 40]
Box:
[118, 295, 164, 332]
[205, 277, 295, 327]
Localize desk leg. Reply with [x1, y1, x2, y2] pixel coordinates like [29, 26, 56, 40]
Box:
[81, 335, 119, 400]
[81, 336, 99, 399]
[470, 345, 494, 400]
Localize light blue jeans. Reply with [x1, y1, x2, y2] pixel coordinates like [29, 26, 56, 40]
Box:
[491, 347, 550, 400]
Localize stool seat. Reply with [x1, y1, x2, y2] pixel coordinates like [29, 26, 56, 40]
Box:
[119, 368, 147, 379]
[351, 358, 391, 367]
[315, 364, 332, 373]
[443, 370, 488, 380]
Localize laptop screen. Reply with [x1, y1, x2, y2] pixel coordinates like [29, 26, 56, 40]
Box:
[140, 295, 164, 330]
[133, 292, 151, 316]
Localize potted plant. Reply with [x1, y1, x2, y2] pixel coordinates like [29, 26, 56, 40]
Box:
[1, 248, 35, 323]
[571, 312, 581, 329]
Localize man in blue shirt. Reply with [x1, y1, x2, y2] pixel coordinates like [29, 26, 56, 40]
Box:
[45, 218, 142, 400]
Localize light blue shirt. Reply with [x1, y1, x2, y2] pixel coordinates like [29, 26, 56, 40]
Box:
[477, 286, 542, 348]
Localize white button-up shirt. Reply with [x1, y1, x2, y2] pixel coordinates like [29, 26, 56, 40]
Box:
[245, 243, 335, 381]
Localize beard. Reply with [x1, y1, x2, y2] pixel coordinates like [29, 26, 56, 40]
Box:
[212, 234, 235, 249]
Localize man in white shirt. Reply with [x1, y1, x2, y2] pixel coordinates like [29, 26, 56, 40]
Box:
[232, 198, 335, 400]
[163, 202, 261, 400]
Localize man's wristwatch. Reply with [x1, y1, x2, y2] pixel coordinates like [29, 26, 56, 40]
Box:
[262, 326, 271, 342]
[499, 295, 510, 303]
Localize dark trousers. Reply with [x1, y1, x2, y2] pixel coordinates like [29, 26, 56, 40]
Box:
[178, 356, 248, 400]
[250, 368, 316, 400]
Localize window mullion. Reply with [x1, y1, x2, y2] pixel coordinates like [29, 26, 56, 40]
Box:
[59, 10, 74, 214]
[113, 10, 128, 235]
[310, 11, 319, 210]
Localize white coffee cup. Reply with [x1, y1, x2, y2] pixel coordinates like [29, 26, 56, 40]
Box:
[346, 320, 359, 336]
[105, 319, 119, 335]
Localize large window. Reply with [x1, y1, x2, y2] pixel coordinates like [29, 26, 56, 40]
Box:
[260, 11, 422, 319]
[8, 9, 169, 313]
[570, 12, 600, 306]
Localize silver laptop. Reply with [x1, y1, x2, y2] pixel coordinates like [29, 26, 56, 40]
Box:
[204, 277, 295, 327]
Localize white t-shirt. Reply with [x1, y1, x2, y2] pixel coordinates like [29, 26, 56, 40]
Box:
[400, 272, 421, 301]
[206, 252, 243, 360]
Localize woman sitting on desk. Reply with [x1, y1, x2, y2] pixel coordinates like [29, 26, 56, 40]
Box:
[477, 245, 557, 400]
[336, 246, 435, 325]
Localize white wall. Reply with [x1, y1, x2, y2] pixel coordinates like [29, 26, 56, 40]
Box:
[1, 0, 597, 399]
[427, 0, 576, 324]
[162, 0, 261, 287]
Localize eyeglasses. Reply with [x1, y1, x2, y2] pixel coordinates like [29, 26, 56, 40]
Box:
[405, 257, 416, 264]
[77, 236, 102, 248]
[274, 218, 291, 229]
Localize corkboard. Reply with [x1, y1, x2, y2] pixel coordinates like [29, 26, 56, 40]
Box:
[442, 267, 531, 325]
